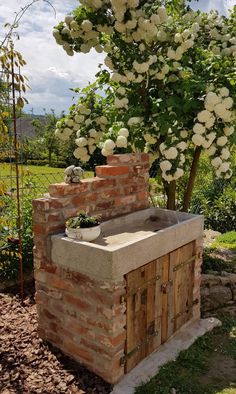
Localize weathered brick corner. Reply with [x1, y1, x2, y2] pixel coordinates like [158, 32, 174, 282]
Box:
[33, 153, 150, 384]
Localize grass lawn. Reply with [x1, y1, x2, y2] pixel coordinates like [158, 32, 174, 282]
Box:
[0, 163, 93, 195]
[136, 314, 236, 394]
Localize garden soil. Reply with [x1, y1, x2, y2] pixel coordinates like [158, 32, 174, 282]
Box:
[0, 284, 112, 394]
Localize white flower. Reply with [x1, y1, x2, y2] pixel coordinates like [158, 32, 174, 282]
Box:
[75, 115, 85, 123]
[75, 137, 87, 147]
[160, 160, 172, 171]
[99, 116, 108, 125]
[180, 130, 188, 139]
[193, 123, 205, 135]
[219, 162, 230, 173]
[206, 145, 217, 156]
[104, 139, 116, 150]
[114, 97, 128, 109]
[117, 87, 126, 95]
[116, 135, 128, 148]
[87, 138, 95, 146]
[214, 103, 227, 118]
[118, 128, 129, 137]
[174, 168, 184, 179]
[164, 147, 178, 160]
[74, 147, 87, 158]
[205, 91, 221, 106]
[128, 117, 142, 126]
[162, 173, 174, 182]
[177, 141, 188, 151]
[223, 97, 234, 109]
[219, 87, 229, 97]
[211, 157, 222, 168]
[101, 148, 113, 157]
[80, 44, 91, 53]
[192, 134, 205, 146]
[64, 15, 73, 25]
[197, 110, 212, 123]
[89, 145, 96, 154]
[174, 33, 183, 43]
[65, 119, 74, 127]
[205, 118, 215, 129]
[81, 20, 93, 32]
[221, 148, 230, 160]
[167, 48, 176, 60]
[223, 126, 234, 136]
[225, 169, 233, 179]
[158, 6, 168, 23]
[216, 136, 228, 146]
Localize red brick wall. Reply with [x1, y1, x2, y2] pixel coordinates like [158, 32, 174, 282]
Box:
[33, 153, 150, 383]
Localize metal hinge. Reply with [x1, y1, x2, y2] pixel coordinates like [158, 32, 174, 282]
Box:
[173, 255, 197, 272]
[120, 328, 159, 367]
[120, 274, 161, 303]
[171, 299, 199, 322]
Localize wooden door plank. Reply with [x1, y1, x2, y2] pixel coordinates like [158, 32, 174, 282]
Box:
[170, 242, 195, 334]
[126, 261, 153, 371]
[161, 254, 170, 343]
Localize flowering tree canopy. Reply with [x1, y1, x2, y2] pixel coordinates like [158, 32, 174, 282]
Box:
[53, 0, 236, 210]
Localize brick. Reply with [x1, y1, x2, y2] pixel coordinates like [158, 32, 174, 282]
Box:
[85, 177, 116, 190]
[80, 338, 112, 356]
[71, 193, 97, 206]
[96, 165, 130, 178]
[107, 153, 149, 166]
[62, 269, 94, 287]
[50, 275, 74, 292]
[136, 190, 149, 201]
[64, 294, 92, 312]
[49, 197, 71, 209]
[65, 317, 95, 340]
[130, 201, 149, 211]
[115, 195, 136, 206]
[35, 290, 49, 305]
[99, 188, 121, 199]
[43, 308, 58, 321]
[63, 340, 93, 363]
[49, 181, 91, 197]
[45, 331, 62, 346]
[32, 198, 50, 211]
[97, 331, 126, 348]
[96, 200, 115, 210]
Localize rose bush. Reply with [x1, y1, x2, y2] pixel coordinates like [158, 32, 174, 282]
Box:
[53, 0, 236, 210]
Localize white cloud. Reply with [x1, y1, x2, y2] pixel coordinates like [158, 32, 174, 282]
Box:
[0, 0, 103, 115]
[190, 0, 235, 14]
[1, 0, 235, 115]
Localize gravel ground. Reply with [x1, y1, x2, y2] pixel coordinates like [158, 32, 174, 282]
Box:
[0, 285, 112, 394]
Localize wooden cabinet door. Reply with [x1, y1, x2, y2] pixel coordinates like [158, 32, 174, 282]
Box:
[168, 241, 196, 337]
[125, 242, 197, 372]
[125, 259, 162, 372]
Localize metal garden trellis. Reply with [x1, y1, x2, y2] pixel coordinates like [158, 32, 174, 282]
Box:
[0, 43, 63, 300]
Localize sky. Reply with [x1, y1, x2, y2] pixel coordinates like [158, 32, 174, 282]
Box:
[0, 0, 235, 115]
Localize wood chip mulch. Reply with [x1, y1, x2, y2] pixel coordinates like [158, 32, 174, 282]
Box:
[0, 285, 112, 394]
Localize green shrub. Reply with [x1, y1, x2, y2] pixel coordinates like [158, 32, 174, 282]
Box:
[212, 231, 236, 250]
[0, 193, 33, 281]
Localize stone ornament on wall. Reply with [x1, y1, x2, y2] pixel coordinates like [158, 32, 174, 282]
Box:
[64, 165, 84, 184]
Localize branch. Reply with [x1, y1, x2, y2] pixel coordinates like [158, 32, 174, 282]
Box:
[182, 146, 202, 212]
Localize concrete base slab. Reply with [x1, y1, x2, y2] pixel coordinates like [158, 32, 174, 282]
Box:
[110, 317, 221, 394]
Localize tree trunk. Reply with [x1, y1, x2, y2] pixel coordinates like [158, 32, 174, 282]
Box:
[182, 147, 202, 212]
[167, 180, 176, 210]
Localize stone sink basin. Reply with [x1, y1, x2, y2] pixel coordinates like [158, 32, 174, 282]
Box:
[51, 208, 203, 281]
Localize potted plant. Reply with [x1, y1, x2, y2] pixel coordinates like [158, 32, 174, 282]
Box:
[65, 211, 101, 242]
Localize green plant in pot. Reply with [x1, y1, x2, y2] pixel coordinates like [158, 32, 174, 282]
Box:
[65, 211, 101, 242]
